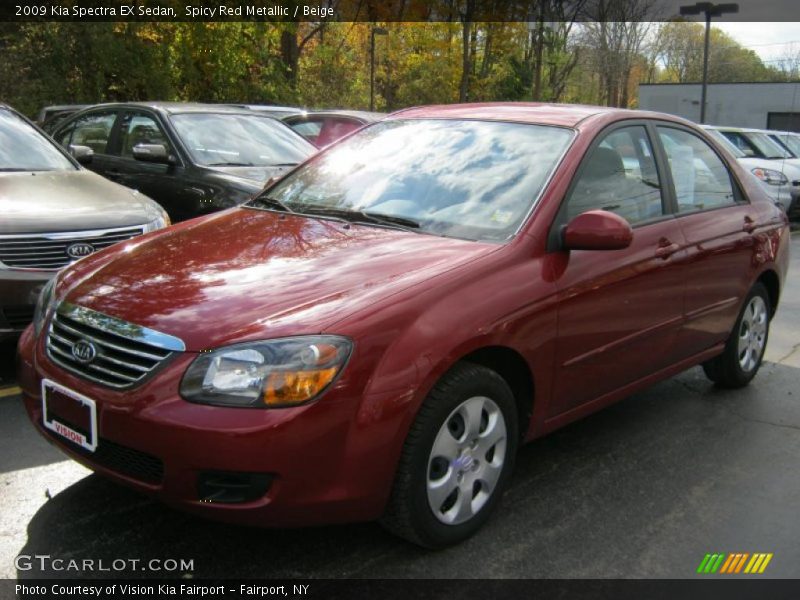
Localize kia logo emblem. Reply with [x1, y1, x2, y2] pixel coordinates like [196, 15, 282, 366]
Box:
[71, 340, 97, 364]
[66, 242, 95, 259]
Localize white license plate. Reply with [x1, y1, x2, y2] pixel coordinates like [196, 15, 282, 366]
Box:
[41, 378, 98, 452]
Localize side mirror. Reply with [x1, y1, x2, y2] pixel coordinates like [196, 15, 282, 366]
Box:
[562, 210, 633, 251]
[132, 143, 171, 164]
[69, 144, 94, 164]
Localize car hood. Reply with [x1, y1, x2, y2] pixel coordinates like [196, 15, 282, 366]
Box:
[62, 208, 498, 350]
[204, 164, 297, 185]
[0, 170, 163, 234]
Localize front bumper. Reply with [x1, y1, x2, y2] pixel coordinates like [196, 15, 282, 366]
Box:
[17, 326, 408, 527]
[0, 268, 54, 340]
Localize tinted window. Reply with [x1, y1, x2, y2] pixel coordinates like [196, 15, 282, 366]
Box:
[566, 126, 664, 225]
[120, 113, 170, 158]
[658, 127, 736, 213]
[68, 111, 116, 154]
[254, 119, 574, 242]
[170, 113, 314, 167]
[0, 109, 75, 171]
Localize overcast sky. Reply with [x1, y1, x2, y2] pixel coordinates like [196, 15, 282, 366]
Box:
[714, 23, 800, 62]
[657, 0, 800, 62]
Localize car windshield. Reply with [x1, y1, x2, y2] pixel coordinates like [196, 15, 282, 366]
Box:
[744, 132, 791, 159]
[773, 133, 800, 157]
[248, 119, 573, 242]
[170, 113, 315, 167]
[705, 129, 745, 158]
[0, 109, 76, 171]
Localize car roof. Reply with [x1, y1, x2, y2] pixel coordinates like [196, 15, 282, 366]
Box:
[67, 101, 278, 116]
[384, 102, 689, 128]
[284, 109, 385, 121]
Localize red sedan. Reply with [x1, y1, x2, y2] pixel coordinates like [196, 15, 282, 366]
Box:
[17, 103, 790, 548]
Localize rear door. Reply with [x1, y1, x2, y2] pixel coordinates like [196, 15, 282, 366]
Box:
[103, 110, 191, 220]
[654, 125, 759, 355]
[549, 122, 688, 417]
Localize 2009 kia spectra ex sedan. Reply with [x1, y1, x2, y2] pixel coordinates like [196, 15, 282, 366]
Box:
[17, 103, 790, 548]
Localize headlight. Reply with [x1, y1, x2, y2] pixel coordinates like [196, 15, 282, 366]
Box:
[751, 167, 788, 186]
[143, 211, 171, 233]
[33, 276, 58, 337]
[180, 336, 352, 408]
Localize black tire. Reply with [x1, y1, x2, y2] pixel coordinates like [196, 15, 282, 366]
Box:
[702, 282, 771, 388]
[381, 361, 519, 548]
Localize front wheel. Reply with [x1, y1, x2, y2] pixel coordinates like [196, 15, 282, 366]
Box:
[381, 362, 518, 548]
[702, 282, 771, 388]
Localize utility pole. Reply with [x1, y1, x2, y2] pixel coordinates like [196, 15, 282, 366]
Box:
[679, 2, 739, 124]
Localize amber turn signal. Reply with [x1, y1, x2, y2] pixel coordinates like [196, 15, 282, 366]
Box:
[263, 367, 338, 406]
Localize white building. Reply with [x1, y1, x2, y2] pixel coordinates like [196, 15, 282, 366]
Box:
[638, 82, 800, 131]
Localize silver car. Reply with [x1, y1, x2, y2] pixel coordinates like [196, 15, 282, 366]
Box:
[0, 104, 169, 340]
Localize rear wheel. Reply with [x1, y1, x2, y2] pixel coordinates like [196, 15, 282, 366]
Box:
[702, 282, 770, 388]
[381, 362, 518, 548]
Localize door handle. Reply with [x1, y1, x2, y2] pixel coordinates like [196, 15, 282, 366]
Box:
[743, 216, 757, 233]
[105, 169, 123, 181]
[655, 239, 680, 259]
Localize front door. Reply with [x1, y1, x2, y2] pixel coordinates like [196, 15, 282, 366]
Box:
[549, 123, 688, 417]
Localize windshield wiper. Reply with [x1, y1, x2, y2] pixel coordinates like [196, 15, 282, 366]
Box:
[207, 161, 255, 167]
[297, 205, 420, 231]
[247, 196, 296, 213]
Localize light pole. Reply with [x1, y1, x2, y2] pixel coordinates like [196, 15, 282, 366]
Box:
[679, 2, 739, 124]
[370, 26, 388, 112]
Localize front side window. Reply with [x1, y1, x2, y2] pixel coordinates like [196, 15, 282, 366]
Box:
[170, 113, 315, 167]
[566, 126, 664, 225]
[66, 111, 117, 155]
[0, 109, 75, 171]
[658, 127, 736, 213]
[120, 113, 171, 158]
[251, 119, 574, 242]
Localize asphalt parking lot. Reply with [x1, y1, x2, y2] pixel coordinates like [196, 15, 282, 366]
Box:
[1, 232, 798, 580]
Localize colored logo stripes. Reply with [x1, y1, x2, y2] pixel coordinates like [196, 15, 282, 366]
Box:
[697, 553, 773, 574]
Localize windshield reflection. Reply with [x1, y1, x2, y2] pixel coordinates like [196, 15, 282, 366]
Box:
[251, 119, 573, 242]
[170, 113, 315, 167]
[0, 110, 76, 171]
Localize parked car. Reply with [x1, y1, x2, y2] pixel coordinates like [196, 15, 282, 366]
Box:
[0, 104, 168, 340]
[230, 104, 305, 119]
[282, 110, 384, 147]
[702, 126, 800, 214]
[36, 104, 89, 134]
[18, 103, 789, 548]
[51, 103, 316, 222]
[708, 125, 800, 168]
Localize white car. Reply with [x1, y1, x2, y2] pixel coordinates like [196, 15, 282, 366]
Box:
[702, 125, 799, 215]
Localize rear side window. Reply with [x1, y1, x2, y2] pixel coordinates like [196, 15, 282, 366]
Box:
[566, 125, 664, 225]
[657, 127, 736, 213]
[64, 112, 117, 154]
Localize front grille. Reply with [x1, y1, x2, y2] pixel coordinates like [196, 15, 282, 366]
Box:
[0, 226, 144, 270]
[46, 428, 164, 485]
[2, 305, 35, 329]
[46, 303, 184, 389]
